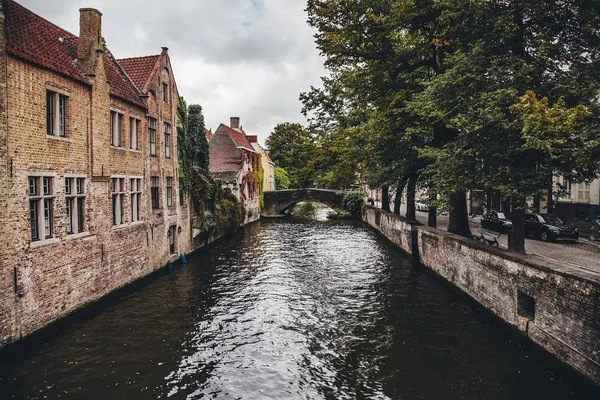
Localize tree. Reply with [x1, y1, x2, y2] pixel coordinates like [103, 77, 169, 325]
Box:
[411, 0, 600, 253]
[274, 167, 291, 190]
[178, 99, 210, 193]
[266, 123, 317, 188]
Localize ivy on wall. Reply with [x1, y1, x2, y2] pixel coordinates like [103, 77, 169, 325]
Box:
[178, 97, 246, 242]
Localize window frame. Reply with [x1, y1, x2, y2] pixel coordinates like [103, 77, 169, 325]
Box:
[148, 117, 157, 156]
[65, 176, 87, 235]
[46, 90, 67, 137]
[130, 177, 142, 222]
[166, 177, 173, 207]
[162, 82, 168, 103]
[111, 177, 126, 225]
[164, 122, 171, 159]
[151, 176, 160, 209]
[110, 111, 123, 147]
[129, 118, 140, 150]
[29, 175, 55, 242]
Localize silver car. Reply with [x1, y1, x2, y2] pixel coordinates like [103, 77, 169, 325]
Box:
[415, 199, 429, 212]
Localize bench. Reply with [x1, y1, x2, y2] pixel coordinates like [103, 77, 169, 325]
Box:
[472, 228, 501, 247]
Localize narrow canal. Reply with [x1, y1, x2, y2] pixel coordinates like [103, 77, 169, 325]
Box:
[1, 202, 598, 399]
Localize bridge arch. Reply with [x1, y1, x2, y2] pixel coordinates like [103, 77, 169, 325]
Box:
[262, 189, 347, 215]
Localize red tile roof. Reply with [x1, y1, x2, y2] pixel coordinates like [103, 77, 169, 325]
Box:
[4, 0, 145, 108]
[5, 0, 87, 84]
[205, 128, 213, 141]
[220, 124, 256, 152]
[118, 54, 163, 93]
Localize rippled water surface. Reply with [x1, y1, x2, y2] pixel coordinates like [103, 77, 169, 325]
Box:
[1, 202, 598, 399]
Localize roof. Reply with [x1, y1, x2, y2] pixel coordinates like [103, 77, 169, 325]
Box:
[4, 0, 145, 108]
[118, 52, 165, 93]
[205, 128, 213, 141]
[212, 171, 239, 183]
[220, 124, 256, 152]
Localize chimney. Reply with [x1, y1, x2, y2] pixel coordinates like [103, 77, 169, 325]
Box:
[78, 8, 103, 75]
[230, 117, 240, 130]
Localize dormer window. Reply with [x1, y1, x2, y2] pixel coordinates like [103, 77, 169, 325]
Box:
[46, 90, 67, 137]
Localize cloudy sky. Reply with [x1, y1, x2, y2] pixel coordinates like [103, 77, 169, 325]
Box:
[18, 0, 327, 145]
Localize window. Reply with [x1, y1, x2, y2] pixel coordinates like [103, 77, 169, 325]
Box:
[163, 83, 168, 103]
[151, 176, 160, 209]
[129, 118, 139, 150]
[149, 117, 157, 156]
[166, 177, 173, 207]
[29, 176, 55, 242]
[130, 178, 142, 222]
[110, 111, 122, 147]
[65, 177, 86, 234]
[164, 123, 171, 158]
[112, 177, 125, 225]
[577, 183, 591, 202]
[46, 90, 67, 137]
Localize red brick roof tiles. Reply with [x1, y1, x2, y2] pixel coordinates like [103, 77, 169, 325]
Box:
[118, 54, 162, 93]
[220, 124, 256, 152]
[5, 0, 87, 84]
[104, 49, 146, 108]
[4, 0, 145, 108]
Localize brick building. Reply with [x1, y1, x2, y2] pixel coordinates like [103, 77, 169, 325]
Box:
[209, 117, 260, 223]
[247, 135, 276, 192]
[0, 0, 190, 346]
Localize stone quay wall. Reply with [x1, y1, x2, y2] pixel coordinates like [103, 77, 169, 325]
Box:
[363, 205, 600, 385]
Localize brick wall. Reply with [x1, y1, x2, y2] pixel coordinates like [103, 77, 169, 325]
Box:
[362, 205, 600, 385]
[0, 50, 191, 346]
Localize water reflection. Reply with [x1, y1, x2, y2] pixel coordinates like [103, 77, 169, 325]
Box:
[0, 202, 598, 399]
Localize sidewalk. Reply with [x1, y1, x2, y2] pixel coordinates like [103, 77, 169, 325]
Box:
[375, 202, 600, 273]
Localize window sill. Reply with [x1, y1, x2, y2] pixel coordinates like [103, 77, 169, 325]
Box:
[30, 237, 60, 249]
[46, 135, 73, 143]
[110, 145, 126, 151]
[112, 221, 145, 231]
[66, 231, 92, 241]
[129, 149, 142, 154]
[150, 154, 158, 158]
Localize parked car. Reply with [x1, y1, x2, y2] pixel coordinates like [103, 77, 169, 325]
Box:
[415, 199, 429, 212]
[481, 211, 512, 233]
[525, 213, 579, 242]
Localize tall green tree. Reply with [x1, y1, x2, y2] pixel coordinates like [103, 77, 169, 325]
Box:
[178, 99, 210, 192]
[266, 123, 317, 188]
[411, 0, 600, 253]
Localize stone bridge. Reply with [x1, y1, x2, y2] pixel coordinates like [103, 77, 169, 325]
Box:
[262, 189, 347, 215]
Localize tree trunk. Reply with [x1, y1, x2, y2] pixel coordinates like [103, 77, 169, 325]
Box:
[486, 187, 492, 212]
[381, 185, 390, 212]
[394, 176, 408, 215]
[448, 190, 471, 237]
[546, 180, 554, 214]
[427, 191, 437, 228]
[405, 176, 416, 221]
[508, 197, 526, 254]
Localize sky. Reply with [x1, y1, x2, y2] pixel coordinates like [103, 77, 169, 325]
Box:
[18, 0, 327, 146]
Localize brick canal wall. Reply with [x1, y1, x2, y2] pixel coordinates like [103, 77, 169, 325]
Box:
[363, 205, 600, 385]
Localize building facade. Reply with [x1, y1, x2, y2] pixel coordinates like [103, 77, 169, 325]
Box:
[247, 135, 276, 192]
[208, 117, 260, 223]
[0, 0, 190, 346]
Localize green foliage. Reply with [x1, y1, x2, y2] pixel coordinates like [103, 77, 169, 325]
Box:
[343, 191, 366, 218]
[274, 167, 291, 190]
[178, 99, 210, 193]
[266, 123, 317, 188]
[302, 0, 600, 250]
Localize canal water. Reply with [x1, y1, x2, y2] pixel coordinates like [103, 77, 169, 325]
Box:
[1, 202, 598, 399]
